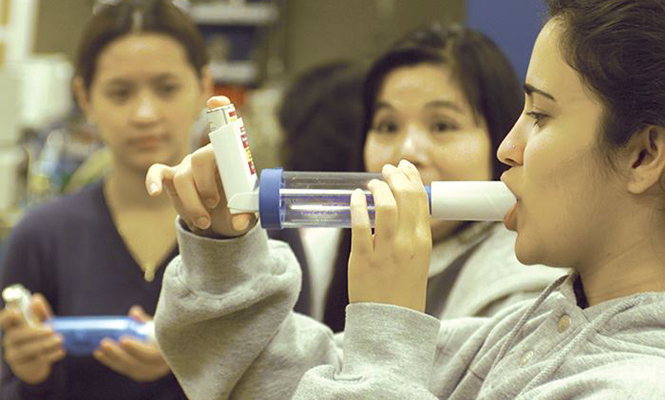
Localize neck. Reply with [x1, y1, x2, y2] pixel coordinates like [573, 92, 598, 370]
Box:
[579, 223, 665, 306]
[105, 161, 172, 210]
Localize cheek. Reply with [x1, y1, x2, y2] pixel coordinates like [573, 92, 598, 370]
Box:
[430, 134, 493, 180]
[519, 137, 605, 265]
[167, 93, 204, 129]
[363, 136, 395, 173]
[92, 110, 128, 145]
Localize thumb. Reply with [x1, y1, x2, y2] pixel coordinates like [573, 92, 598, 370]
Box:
[206, 96, 231, 110]
[30, 293, 53, 322]
[128, 305, 152, 323]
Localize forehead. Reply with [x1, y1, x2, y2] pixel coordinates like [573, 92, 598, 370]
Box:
[378, 63, 468, 105]
[95, 34, 193, 81]
[526, 20, 599, 107]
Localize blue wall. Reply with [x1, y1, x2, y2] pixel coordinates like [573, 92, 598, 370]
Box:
[466, 0, 547, 81]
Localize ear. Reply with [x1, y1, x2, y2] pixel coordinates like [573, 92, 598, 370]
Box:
[73, 76, 92, 117]
[625, 125, 665, 194]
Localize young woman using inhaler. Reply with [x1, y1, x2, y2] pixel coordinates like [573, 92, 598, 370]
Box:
[147, 0, 665, 398]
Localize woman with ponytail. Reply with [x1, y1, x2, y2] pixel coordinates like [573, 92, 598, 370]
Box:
[0, 1, 208, 398]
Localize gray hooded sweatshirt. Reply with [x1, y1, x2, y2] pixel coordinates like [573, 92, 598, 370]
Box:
[154, 224, 665, 400]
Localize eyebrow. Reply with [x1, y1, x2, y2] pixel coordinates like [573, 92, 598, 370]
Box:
[151, 73, 179, 83]
[524, 83, 556, 102]
[103, 73, 178, 87]
[375, 100, 463, 113]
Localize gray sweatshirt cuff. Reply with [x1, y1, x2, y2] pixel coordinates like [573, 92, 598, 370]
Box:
[343, 303, 440, 385]
[175, 219, 273, 294]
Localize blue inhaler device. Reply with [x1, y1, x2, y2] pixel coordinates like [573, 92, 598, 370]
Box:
[2, 284, 155, 356]
[207, 104, 516, 229]
[47, 316, 155, 356]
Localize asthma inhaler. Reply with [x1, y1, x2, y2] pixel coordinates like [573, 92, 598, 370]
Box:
[2, 284, 155, 356]
[48, 316, 155, 356]
[206, 103, 516, 229]
[207, 104, 259, 213]
[257, 169, 516, 229]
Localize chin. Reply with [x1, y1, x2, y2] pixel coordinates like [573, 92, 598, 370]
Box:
[513, 234, 546, 266]
[134, 149, 179, 167]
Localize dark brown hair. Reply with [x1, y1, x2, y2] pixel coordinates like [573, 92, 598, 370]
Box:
[547, 0, 665, 160]
[362, 23, 524, 181]
[76, 0, 209, 91]
[278, 61, 366, 172]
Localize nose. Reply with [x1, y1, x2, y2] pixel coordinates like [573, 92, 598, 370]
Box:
[397, 124, 429, 167]
[132, 91, 160, 124]
[497, 116, 525, 167]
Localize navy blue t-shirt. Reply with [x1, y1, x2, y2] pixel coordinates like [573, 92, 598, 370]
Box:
[0, 181, 186, 400]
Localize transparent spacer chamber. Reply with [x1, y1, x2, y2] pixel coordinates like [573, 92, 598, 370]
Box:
[274, 170, 383, 228]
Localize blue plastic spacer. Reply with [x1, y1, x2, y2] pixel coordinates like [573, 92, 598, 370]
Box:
[425, 185, 432, 214]
[259, 168, 284, 229]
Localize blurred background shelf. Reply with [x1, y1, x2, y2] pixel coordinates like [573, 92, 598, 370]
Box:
[209, 60, 259, 85]
[190, 2, 278, 25]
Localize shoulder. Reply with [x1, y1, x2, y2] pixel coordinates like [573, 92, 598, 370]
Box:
[8, 182, 104, 242]
[527, 356, 665, 400]
[578, 356, 665, 397]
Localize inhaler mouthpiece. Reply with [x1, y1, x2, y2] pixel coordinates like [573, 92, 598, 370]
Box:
[430, 181, 515, 221]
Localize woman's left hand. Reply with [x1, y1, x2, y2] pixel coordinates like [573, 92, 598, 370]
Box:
[348, 160, 432, 312]
[93, 306, 171, 382]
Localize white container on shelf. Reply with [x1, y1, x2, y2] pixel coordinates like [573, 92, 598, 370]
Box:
[17, 55, 74, 131]
[189, 2, 278, 25]
[0, 146, 26, 212]
[0, 66, 21, 146]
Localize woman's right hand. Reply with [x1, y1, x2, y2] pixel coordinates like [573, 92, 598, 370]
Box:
[347, 160, 433, 312]
[0, 293, 65, 384]
[145, 96, 256, 238]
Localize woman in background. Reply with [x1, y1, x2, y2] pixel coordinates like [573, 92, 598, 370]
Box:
[0, 1, 207, 398]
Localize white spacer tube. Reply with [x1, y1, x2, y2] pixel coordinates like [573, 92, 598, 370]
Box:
[430, 181, 516, 221]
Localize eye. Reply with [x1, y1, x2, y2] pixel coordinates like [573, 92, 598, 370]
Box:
[374, 120, 399, 134]
[106, 88, 131, 102]
[157, 83, 180, 98]
[431, 121, 457, 133]
[526, 111, 549, 128]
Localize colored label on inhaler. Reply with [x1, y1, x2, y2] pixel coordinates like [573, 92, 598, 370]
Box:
[208, 104, 256, 178]
[240, 125, 256, 174]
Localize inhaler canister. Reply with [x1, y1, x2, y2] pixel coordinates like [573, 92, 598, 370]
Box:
[207, 104, 259, 213]
[2, 284, 35, 327]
